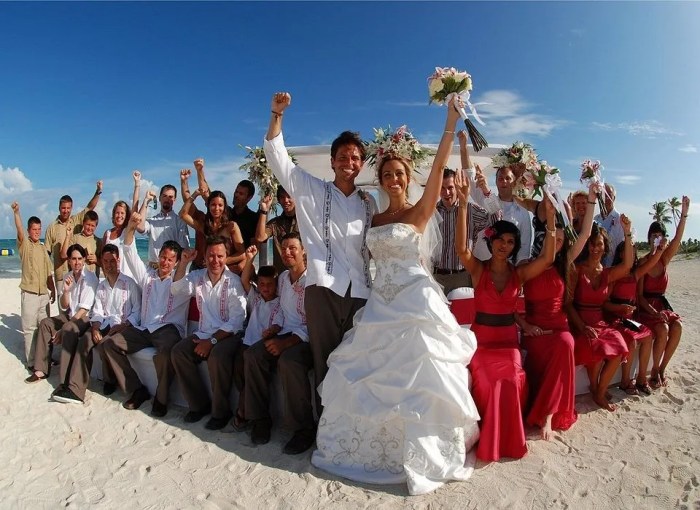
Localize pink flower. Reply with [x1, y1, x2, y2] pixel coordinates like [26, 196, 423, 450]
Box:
[483, 226, 496, 239]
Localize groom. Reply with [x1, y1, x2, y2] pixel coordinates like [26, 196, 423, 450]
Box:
[263, 92, 376, 414]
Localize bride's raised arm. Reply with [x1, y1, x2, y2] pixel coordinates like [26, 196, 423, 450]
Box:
[411, 97, 461, 230]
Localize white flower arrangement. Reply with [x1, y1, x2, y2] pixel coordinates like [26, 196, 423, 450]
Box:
[364, 125, 434, 170]
[239, 145, 297, 211]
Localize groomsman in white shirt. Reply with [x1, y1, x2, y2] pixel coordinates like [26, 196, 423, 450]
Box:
[137, 184, 190, 265]
[53, 244, 141, 404]
[244, 233, 315, 454]
[264, 92, 376, 411]
[100, 212, 190, 416]
[170, 237, 247, 430]
[27, 244, 98, 385]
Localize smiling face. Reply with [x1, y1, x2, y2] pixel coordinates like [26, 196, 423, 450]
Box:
[281, 237, 305, 270]
[572, 194, 588, 219]
[496, 167, 516, 197]
[27, 221, 42, 243]
[160, 188, 176, 213]
[68, 248, 85, 274]
[587, 233, 606, 261]
[158, 248, 179, 278]
[206, 243, 227, 280]
[278, 191, 295, 215]
[257, 275, 277, 301]
[59, 199, 73, 222]
[101, 251, 120, 279]
[440, 175, 457, 207]
[112, 204, 128, 228]
[331, 144, 363, 188]
[379, 159, 411, 199]
[208, 196, 226, 220]
[490, 233, 517, 260]
[82, 219, 97, 237]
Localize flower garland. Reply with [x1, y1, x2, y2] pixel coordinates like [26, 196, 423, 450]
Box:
[364, 125, 434, 170]
[239, 145, 297, 212]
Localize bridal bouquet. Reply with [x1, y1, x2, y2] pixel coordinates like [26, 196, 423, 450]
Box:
[427, 66, 488, 152]
[239, 145, 297, 212]
[531, 162, 577, 242]
[491, 142, 540, 198]
[580, 159, 608, 216]
[364, 125, 434, 169]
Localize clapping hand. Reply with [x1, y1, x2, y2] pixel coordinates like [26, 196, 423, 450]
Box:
[271, 92, 291, 114]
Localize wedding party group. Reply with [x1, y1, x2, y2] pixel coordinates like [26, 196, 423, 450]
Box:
[12, 86, 690, 496]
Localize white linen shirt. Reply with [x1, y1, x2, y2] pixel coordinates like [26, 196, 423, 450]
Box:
[594, 208, 625, 267]
[470, 187, 532, 264]
[143, 210, 190, 263]
[122, 239, 190, 337]
[66, 268, 98, 317]
[171, 268, 246, 340]
[90, 273, 142, 329]
[243, 287, 283, 347]
[263, 133, 376, 299]
[277, 269, 308, 343]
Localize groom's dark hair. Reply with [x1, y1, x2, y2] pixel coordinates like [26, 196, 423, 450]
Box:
[331, 131, 366, 161]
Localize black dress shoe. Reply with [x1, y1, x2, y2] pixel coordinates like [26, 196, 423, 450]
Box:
[205, 414, 232, 431]
[24, 372, 48, 384]
[184, 405, 211, 423]
[123, 386, 150, 410]
[283, 428, 316, 455]
[250, 419, 272, 445]
[150, 399, 168, 417]
[103, 382, 117, 396]
[51, 384, 65, 397]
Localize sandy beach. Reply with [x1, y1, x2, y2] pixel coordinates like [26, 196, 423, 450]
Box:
[1, 258, 699, 509]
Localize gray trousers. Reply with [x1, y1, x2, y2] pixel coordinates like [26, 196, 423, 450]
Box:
[433, 271, 473, 296]
[63, 327, 115, 400]
[100, 324, 182, 404]
[21, 291, 51, 367]
[304, 285, 366, 411]
[34, 314, 90, 374]
[171, 333, 242, 419]
[244, 338, 314, 431]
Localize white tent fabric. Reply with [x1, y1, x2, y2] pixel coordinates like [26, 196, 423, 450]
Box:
[287, 144, 507, 187]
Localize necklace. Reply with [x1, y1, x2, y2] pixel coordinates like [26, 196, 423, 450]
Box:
[386, 202, 410, 216]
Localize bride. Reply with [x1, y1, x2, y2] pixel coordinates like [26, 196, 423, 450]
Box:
[311, 97, 480, 495]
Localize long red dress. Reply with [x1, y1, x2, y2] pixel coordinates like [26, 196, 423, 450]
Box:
[522, 266, 577, 431]
[469, 263, 528, 462]
[572, 266, 628, 365]
[607, 275, 652, 347]
[638, 263, 682, 327]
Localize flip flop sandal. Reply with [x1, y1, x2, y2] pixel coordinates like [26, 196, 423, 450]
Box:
[636, 382, 652, 395]
[649, 375, 663, 389]
[619, 383, 639, 396]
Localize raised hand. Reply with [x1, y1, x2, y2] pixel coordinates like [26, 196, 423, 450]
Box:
[133, 170, 141, 183]
[271, 92, 291, 114]
[620, 214, 632, 235]
[181, 248, 198, 265]
[86, 253, 97, 265]
[130, 211, 142, 227]
[474, 165, 489, 193]
[454, 169, 470, 202]
[11, 201, 19, 213]
[180, 168, 191, 182]
[682, 196, 690, 216]
[244, 245, 258, 261]
[259, 195, 273, 213]
[96, 180, 103, 193]
[145, 190, 157, 202]
[457, 130, 468, 146]
[193, 158, 204, 172]
[63, 274, 74, 293]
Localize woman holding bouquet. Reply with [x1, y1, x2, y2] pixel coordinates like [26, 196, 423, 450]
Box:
[455, 172, 556, 461]
[637, 196, 690, 388]
[312, 97, 481, 495]
[566, 221, 633, 411]
[515, 184, 598, 440]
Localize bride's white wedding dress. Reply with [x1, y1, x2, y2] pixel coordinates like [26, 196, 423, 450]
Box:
[311, 222, 480, 495]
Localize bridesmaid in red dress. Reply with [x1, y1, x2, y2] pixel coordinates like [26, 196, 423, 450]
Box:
[517, 183, 598, 440]
[455, 170, 556, 462]
[637, 196, 690, 388]
[566, 220, 633, 411]
[604, 238, 666, 395]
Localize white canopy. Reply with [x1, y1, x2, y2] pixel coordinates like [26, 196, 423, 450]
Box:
[287, 143, 507, 187]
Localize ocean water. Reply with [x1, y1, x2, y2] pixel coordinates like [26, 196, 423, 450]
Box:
[0, 238, 152, 279]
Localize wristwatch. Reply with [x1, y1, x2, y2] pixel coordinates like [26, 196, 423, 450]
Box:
[210, 338, 218, 345]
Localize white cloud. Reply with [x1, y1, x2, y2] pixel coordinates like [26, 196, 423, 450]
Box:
[615, 175, 641, 185]
[0, 165, 33, 195]
[474, 90, 568, 139]
[570, 28, 586, 37]
[591, 120, 683, 138]
[678, 144, 698, 153]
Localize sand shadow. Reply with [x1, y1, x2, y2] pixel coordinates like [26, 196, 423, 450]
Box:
[0, 313, 27, 366]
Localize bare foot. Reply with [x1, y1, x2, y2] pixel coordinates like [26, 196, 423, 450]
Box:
[541, 415, 554, 441]
[593, 393, 616, 412]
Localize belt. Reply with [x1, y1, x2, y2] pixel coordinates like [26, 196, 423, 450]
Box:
[610, 296, 635, 306]
[433, 268, 466, 275]
[643, 292, 673, 312]
[474, 311, 515, 327]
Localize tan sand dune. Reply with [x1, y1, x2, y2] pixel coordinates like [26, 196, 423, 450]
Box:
[1, 259, 699, 508]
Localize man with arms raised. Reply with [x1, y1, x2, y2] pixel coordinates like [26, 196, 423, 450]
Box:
[170, 237, 247, 430]
[100, 211, 190, 416]
[263, 92, 376, 409]
[137, 184, 190, 266]
[54, 244, 141, 404]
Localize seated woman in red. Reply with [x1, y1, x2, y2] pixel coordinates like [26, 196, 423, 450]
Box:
[455, 169, 556, 461]
[566, 220, 633, 412]
[517, 183, 598, 440]
[637, 196, 690, 388]
[604, 238, 666, 395]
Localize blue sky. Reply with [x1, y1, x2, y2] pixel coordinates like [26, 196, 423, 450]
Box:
[1, 1, 699, 240]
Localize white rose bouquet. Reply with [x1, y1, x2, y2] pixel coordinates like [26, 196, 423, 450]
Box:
[364, 125, 434, 170]
[580, 159, 608, 216]
[239, 145, 297, 213]
[427, 66, 488, 152]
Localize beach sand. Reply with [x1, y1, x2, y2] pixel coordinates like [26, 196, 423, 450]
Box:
[1, 259, 699, 509]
